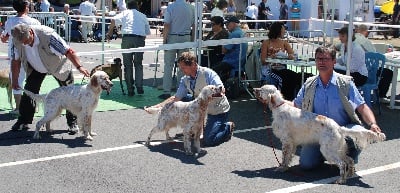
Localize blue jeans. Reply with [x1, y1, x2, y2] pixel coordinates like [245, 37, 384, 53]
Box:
[299, 124, 362, 170]
[203, 113, 232, 147]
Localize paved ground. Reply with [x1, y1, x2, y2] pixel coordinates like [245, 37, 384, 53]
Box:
[0, 30, 399, 193]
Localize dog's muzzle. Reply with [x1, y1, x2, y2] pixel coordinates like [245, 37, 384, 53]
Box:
[102, 81, 114, 94]
[212, 86, 224, 97]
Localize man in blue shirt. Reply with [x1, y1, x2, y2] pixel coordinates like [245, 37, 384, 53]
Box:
[292, 47, 382, 169]
[213, 16, 247, 85]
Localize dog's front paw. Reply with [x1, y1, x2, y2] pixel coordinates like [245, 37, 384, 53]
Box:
[274, 166, 289, 172]
[90, 132, 97, 136]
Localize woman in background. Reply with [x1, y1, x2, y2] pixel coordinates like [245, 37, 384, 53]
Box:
[260, 22, 309, 100]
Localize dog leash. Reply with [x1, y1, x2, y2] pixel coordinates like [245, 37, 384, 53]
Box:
[263, 103, 305, 177]
[263, 103, 282, 167]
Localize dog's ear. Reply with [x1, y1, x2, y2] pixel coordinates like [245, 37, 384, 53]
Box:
[268, 93, 276, 106]
[90, 74, 99, 87]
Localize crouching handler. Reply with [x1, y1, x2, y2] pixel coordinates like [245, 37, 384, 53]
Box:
[146, 52, 235, 146]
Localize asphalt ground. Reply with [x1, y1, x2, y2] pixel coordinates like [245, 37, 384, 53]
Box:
[0, 32, 399, 193]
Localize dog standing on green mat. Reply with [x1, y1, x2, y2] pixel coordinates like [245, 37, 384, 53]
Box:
[90, 58, 125, 95]
[0, 68, 13, 110]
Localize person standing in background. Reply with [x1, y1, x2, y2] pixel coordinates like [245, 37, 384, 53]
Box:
[0, 0, 41, 115]
[158, 0, 195, 99]
[392, 0, 400, 38]
[245, 2, 258, 29]
[226, 0, 236, 16]
[106, 0, 150, 96]
[39, 0, 50, 12]
[258, 0, 271, 29]
[211, 0, 228, 18]
[279, 0, 288, 25]
[78, 0, 96, 43]
[117, 0, 127, 12]
[290, 0, 301, 31]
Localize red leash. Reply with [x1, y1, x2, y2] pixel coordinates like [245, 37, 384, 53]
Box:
[263, 103, 282, 167]
[263, 103, 305, 177]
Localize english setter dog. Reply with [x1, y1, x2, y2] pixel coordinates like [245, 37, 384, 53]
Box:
[254, 85, 386, 184]
[23, 71, 113, 140]
[145, 85, 223, 156]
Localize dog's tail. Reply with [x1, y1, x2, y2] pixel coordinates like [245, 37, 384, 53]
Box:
[340, 126, 386, 150]
[22, 89, 47, 104]
[144, 106, 162, 115]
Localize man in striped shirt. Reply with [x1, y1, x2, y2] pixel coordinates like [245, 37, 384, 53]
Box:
[9, 23, 90, 133]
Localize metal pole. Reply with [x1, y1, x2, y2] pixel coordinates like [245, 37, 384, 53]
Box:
[101, 0, 105, 65]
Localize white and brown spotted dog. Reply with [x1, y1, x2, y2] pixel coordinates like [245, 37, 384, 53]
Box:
[145, 85, 223, 156]
[23, 71, 113, 140]
[0, 68, 13, 109]
[254, 85, 386, 184]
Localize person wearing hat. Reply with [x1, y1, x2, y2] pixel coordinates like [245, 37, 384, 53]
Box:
[212, 16, 247, 94]
[201, 16, 229, 67]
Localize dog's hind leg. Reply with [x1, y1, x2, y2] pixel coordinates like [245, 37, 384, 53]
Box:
[320, 144, 348, 184]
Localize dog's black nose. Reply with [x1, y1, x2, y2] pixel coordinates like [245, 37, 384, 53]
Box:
[109, 82, 114, 87]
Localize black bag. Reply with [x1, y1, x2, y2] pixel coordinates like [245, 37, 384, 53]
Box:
[225, 77, 240, 99]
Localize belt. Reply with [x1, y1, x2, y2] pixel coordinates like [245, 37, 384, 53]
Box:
[123, 34, 145, 38]
[169, 34, 190, 36]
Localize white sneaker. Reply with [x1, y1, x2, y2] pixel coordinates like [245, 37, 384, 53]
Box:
[379, 97, 390, 104]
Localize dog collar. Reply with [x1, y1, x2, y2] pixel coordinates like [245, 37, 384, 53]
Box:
[274, 102, 285, 109]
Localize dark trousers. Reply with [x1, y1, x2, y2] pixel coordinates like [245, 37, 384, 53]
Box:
[212, 62, 232, 84]
[335, 69, 368, 87]
[18, 69, 77, 127]
[121, 36, 146, 93]
[378, 67, 393, 97]
[246, 16, 256, 29]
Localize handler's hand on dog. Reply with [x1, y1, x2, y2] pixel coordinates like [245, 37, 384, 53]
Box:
[370, 124, 382, 133]
[79, 67, 90, 77]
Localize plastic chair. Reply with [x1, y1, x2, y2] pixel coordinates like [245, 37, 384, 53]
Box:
[359, 52, 385, 114]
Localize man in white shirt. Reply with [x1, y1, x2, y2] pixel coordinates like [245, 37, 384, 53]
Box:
[10, 24, 90, 132]
[117, 0, 127, 12]
[78, 0, 97, 42]
[245, 2, 258, 29]
[106, 0, 150, 96]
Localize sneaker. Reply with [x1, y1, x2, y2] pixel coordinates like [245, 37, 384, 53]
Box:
[379, 97, 390, 104]
[68, 124, 79, 135]
[225, 122, 235, 142]
[11, 121, 30, 131]
[158, 93, 171, 99]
